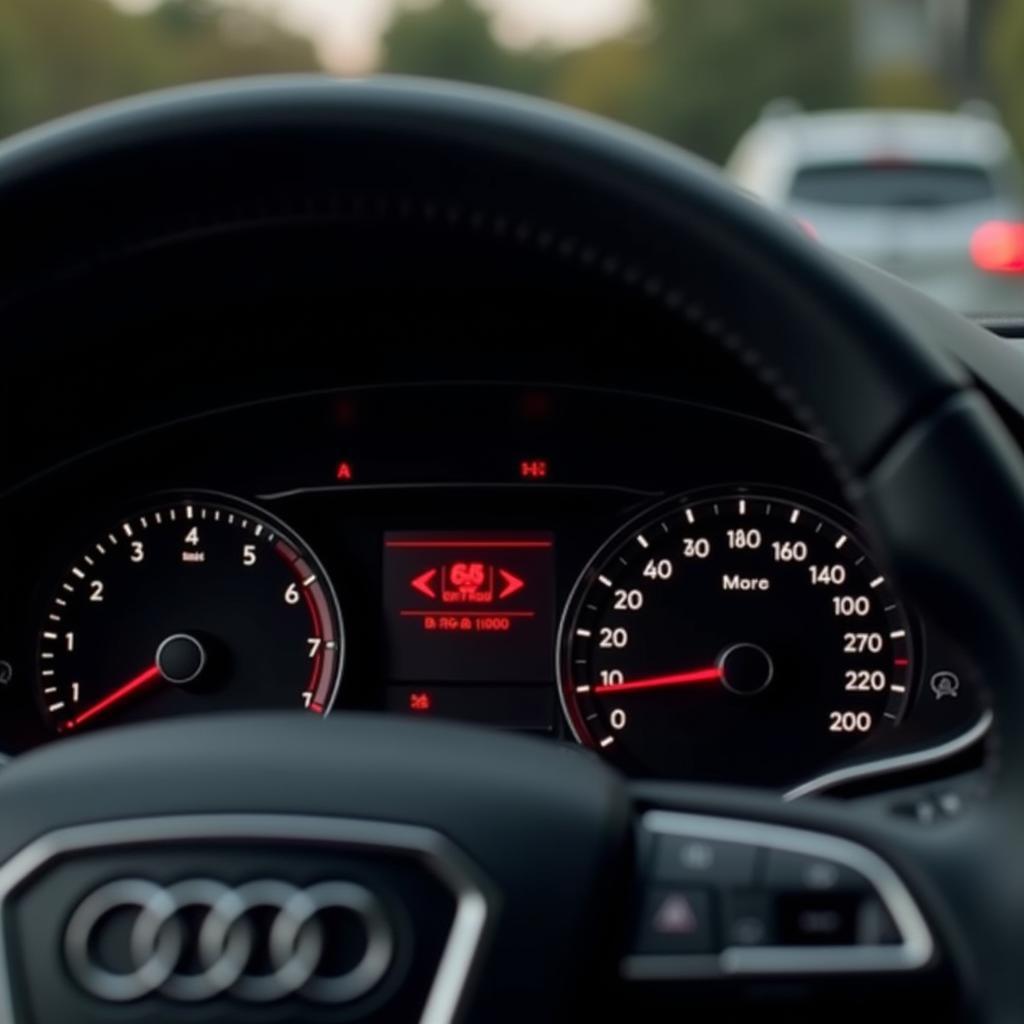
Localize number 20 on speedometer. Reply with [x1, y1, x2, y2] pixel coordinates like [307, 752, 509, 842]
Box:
[557, 489, 913, 787]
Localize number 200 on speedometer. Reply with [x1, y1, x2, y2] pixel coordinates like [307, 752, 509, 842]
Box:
[557, 490, 913, 787]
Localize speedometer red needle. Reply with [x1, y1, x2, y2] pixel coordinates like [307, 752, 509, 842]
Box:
[593, 666, 722, 695]
[69, 665, 162, 729]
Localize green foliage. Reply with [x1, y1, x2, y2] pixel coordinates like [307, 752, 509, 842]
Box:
[0, 0, 318, 137]
[382, 0, 553, 96]
[987, 0, 1024, 163]
[381, 0, 858, 162]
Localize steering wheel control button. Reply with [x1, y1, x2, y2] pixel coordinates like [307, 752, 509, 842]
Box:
[778, 893, 861, 945]
[763, 850, 870, 893]
[635, 888, 715, 955]
[653, 835, 757, 886]
[723, 892, 777, 948]
[622, 811, 933, 980]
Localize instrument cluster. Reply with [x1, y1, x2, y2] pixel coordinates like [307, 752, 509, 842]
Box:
[0, 384, 988, 796]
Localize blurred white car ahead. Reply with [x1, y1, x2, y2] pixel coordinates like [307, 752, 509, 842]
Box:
[726, 107, 1024, 316]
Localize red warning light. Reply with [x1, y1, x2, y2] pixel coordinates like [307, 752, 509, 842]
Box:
[335, 461, 354, 481]
[409, 692, 432, 712]
[519, 459, 548, 480]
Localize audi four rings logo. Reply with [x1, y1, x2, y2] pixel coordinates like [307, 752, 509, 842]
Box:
[64, 877, 395, 1004]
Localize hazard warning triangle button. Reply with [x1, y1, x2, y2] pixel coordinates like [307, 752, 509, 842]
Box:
[636, 888, 713, 954]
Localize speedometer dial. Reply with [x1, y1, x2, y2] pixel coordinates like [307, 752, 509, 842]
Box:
[36, 495, 343, 734]
[558, 490, 913, 787]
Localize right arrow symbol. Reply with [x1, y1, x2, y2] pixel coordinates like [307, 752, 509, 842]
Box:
[498, 569, 525, 599]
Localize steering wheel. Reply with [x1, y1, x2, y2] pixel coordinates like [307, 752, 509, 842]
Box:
[0, 77, 1022, 1024]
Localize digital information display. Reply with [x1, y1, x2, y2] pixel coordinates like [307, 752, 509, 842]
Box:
[382, 532, 555, 684]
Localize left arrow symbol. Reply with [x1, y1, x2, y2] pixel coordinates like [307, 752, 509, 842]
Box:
[411, 568, 437, 599]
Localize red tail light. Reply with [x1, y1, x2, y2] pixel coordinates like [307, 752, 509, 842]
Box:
[970, 220, 1024, 274]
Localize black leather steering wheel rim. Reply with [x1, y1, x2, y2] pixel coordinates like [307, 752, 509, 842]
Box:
[1, 76, 1024, 1023]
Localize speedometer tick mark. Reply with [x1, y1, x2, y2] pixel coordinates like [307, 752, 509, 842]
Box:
[61, 584, 74, 593]
[71, 568, 85, 579]
[186, 505, 194, 520]
[685, 509, 695, 524]
[835, 535, 848, 549]
[122, 523, 133, 538]
[870, 576, 885, 588]
[738, 499, 747, 515]
[599, 736, 615, 748]
[636, 534, 650, 548]
[576, 628, 592, 638]
[790, 509, 800, 524]
[576, 685, 591, 693]
[598, 575, 613, 587]
[890, 629, 906, 638]
[302, 574, 317, 587]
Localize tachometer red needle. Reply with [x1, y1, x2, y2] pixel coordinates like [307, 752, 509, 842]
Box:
[69, 665, 162, 729]
[593, 666, 722, 695]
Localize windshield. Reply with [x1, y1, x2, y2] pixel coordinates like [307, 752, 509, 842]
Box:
[4, 0, 1024, 316]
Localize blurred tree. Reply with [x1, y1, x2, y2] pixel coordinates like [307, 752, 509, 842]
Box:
[0, 0, 318, 137]
[987, 0, 1024, 163]
[381, 0, 552, 95]
[861, 64, 950, 110]
[381, 0, 857, 163]
[566, 0, 857, 162]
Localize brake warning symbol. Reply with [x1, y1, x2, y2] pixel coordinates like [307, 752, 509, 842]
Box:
[408, 563, 525, 604]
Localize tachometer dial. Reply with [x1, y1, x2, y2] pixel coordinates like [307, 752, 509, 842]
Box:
[36, 495, 343, 734]
[558, 490, 912, 786]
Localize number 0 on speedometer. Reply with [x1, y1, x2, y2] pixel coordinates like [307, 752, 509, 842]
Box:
[557, 490, 913, 787]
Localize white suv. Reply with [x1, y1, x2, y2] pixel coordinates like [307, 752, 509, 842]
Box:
[727, 106, 1024, 316]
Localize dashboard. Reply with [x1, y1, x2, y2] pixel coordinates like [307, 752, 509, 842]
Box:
[0, 382, 988, 796]
[6, 77, 1024, 1024]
